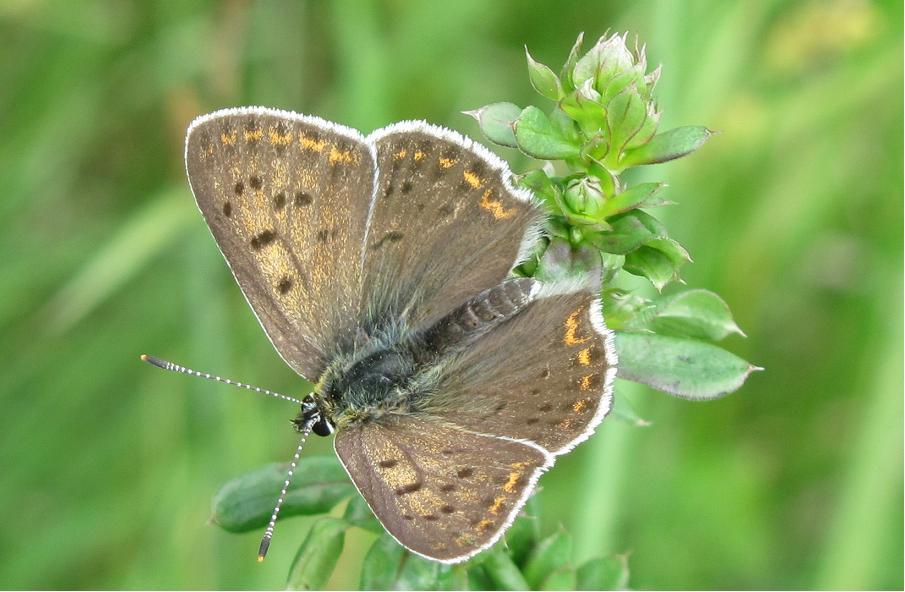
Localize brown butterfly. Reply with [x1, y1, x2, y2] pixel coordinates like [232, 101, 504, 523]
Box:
[146, 107, 616, 564]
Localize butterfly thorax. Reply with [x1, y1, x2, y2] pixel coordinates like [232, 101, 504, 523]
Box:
[314, 341, 432, 429]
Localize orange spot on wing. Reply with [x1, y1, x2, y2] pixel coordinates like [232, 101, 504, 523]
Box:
[503, 471, 521, 493]
[475, 518, 495, 533]
[220, 131, 237, 145]
[578, 375, 598, 391]
[244, 129, 263, 142]
[564, 309, 590, 346]
[480, 189, 516, 220]
[572, 398, 589, 412]
[299, 134, 326, 152]
[489, 496, 506, 515]
[394, 148, 407, 160]
[414, 150, 425, 161]
[463, 170, 483, 189]
[329, 146, 356, 165]
[268, 128, 292, 145]
[439, 157, 455, 169]
[576, 347, 592, 366]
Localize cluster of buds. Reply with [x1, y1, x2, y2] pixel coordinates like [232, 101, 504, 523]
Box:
[467, 32, 712, 290]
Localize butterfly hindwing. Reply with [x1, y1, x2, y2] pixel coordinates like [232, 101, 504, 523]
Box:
[361, 123, 542, 332]
[427, 288, 616, 456]
[334, 414, 551, 563]
[185, 108, 376, 379]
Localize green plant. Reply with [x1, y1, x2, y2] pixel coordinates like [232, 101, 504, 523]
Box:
[214, 31, 758, 590]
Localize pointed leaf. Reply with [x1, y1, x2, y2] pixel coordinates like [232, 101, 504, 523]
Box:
[542, 565, 577, 590]
[645, 236, 692, 267]
[464, 102, 521, 148]
[576, 555, 630, 590]
[359, 534, 448, 590]
[523, 529, 573, 589]
[616, 332, 762, 399]
[589, 209, 669, 254]
[651, 289, 745, 341]
[359, 534, 405, 590]
[211, 458, 354, 533]
[624, 245, 677, 291]
[505, 511, 540, 568]
[621, 125, 713, 167]
[560, 32, 585, 90]
[606, 86, 647, 157]
[480, 548, 531, 590]
[285, 517, 347, 591]
[600, 182, 667, 217]
[526, 47, 562, 100]
[515, 106, 580, 159]
[517, 168, 560, 208]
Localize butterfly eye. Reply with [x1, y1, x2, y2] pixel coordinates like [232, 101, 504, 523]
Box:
[312, 415, 335, 437]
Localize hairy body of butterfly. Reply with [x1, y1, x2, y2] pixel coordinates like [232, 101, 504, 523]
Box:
[184, 107, 617, 563]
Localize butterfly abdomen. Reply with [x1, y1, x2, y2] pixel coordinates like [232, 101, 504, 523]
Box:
[420, 278, 537, 355]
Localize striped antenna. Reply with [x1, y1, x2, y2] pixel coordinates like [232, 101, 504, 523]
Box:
[140, 354, 306, 406]
[257, 417, 315, 562]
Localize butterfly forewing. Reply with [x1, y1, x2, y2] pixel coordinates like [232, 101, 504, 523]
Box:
[334, 415, 550, 563]
[428, 289, 616, 456]
[361, 124, 542, 332]
[185, 108, 376, 379]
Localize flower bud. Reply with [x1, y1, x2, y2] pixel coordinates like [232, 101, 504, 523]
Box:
[563, 176, 607, 220]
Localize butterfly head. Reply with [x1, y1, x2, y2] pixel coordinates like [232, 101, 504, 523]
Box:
[293, 395, 335, 437]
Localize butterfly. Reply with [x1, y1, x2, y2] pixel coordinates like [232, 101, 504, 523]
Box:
[152, 106, 616, 564]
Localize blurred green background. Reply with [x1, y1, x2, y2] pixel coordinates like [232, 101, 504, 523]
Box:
[1, 0, 901, 589]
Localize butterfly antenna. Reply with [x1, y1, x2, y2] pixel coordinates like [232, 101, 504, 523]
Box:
[257, 418, 315, 562]
[140, 354, 305, 406]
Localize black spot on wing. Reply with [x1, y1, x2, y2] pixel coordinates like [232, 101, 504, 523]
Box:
[250, 230, 277, 250]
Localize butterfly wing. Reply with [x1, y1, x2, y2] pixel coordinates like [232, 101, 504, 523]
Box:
[360, 123, 542, 332]
[334, 414, 551, 563]
[427, 287, 617, 456]
[184, 108, 376, 379]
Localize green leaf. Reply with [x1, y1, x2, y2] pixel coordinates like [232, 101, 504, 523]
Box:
[624, 245, 677, 291]
[605, 86, 647, 158]
[211, 458, 354, 533]
[523, 529, 573, 589]
[535, 238, 601, 284]
[559, 89, 605, 136]
[599, 182, 668, 217]
[541, 565, 577, 590]
[621, 125, 713, 167]
[480, 548, 531, 590]
[549, 106, 580, 143]
[560, 32, 585, 90]
[463, 102, 521, 148]
[435, 565, 470, 591]
[285, 517, 347, 591]
[576, 555, 630, 590]
[359, 534, 447, 590]
[589, 210, 666, 254]
[601, 289, 654, 332]
[466, 565, 494, 590]
[517, 168, 560, 208]
[651, 289, 745, 341]
[342, 494, 382, 534]
[505, 508, 540, 567]
[645, 237, 692, 268]
[526, 47, 562, 100]
[514, 106, 580, 160]
[615, 332, 762, 400]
